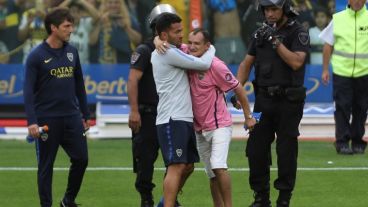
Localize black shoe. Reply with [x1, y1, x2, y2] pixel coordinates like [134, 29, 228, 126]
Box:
[276, 200, 289, 207]
[276, 190, 291, 207]
[60, 200, 79, 207]
[334, 143, 353, 155]
[249, 192, 271, 207]
[352, 146, 365, 154]
[249, 201, 272, 207]
[141, 199, 154, 207]
[337, 146, 354, 155]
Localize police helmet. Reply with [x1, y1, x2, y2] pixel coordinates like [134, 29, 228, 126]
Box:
[148, 4, 177, 28]
[259, 0, 285, 7]
[259, 0, 298, 18]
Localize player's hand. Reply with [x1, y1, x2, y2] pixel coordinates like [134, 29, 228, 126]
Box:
[129, 111, 141, 133]
[154, 36, 169, 54]
[28, 124, 40, 138]
[244, 117, 257, 131]
[321, 70, 330, 85]
[83, 119, 90, 131]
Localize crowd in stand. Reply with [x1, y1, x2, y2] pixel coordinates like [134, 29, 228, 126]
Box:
[0, 0, 343, 65]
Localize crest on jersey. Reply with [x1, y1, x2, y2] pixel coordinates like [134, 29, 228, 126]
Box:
[131, 52, 141, 64]
[225, 73, 233, 81]
[67, 53, 73, 62]
[176, 149, 183, 157]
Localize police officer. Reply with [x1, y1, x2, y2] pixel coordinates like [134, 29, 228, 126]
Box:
[127, 4, 177, 207]
[235, 0, 309, 206]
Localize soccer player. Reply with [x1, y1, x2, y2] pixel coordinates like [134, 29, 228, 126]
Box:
[151, 13, 215, 207]
[23, 8, 90, 207]
[127, 4, 177, 207]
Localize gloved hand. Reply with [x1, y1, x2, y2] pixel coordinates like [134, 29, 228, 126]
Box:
[256, 23, 277, 42]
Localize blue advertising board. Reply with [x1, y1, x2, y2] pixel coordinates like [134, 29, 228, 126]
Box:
[0, 64, 332, 104]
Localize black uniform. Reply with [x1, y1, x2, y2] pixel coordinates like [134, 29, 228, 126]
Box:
[24, 41, 89, 207]
[129, 40, 160, 203]
[246, 20, 309, 205]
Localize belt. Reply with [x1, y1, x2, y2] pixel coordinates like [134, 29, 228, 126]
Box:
[258, 86, 286, 97]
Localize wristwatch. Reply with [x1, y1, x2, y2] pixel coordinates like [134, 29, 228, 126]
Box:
[246, 114, 253, 120]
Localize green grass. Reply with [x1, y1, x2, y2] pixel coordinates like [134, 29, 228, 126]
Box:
[0, 139, 368, 207]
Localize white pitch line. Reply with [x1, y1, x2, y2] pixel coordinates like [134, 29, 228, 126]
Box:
[1, 167, 368, 171]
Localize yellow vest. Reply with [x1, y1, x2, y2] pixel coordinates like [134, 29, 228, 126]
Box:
[332, 6, 368, 77]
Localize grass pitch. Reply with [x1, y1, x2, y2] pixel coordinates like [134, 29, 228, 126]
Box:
[0, 139, 367, 207]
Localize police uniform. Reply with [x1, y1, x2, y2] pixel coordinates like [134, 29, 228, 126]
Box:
[129, 40, 160, 203]
[246, 19, 309, 205]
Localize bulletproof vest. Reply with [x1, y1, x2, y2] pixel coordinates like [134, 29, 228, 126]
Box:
[138, 41, 159, 106]
[254, 21, 305, 87]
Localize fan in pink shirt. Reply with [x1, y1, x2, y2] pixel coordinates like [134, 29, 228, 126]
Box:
[187, 28, 256, 207]
[189, 56, 238, 132]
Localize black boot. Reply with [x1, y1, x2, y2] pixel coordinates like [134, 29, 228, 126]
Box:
[276, 191, 291, 207]
[249, 191, 272, 207]
[141, 194, 154, 207]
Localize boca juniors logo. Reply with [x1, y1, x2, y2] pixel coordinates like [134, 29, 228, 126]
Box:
[225, 73, 233, 81]
[67, 53, 73, 62]
[176, 149, 183, 157]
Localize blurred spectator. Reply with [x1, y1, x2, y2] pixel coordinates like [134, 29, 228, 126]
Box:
[0, 40, 9, 63]
[160, 0, 190, 42]
[0, 0, 24, 63]
[82, 0, 101, 16]
[327, 0, 336, 14]
[59, 0, 100, 64]
[90, 0, 142, 64]
[125, 0, 156, 40]
[309, 7, 329, 64]
[292, 0, 316, 30]
[84, 0, 101, 63]
[17, 0, 52, 63]
[238, 0, 264, 47]
[207, 0, 246, 64]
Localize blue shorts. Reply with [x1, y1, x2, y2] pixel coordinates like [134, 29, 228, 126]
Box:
[157, 119, 200, 166]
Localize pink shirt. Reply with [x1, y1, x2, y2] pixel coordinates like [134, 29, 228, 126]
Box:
[189, 57, 239, 132]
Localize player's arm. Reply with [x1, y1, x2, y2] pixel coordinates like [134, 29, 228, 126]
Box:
[237, 54, 255, 85]
[275, 29, 309, 71]
[274, 46, 307, 71]
[233, 84, 256, 129]
[319, 21, 335, 85]
[74, 52, 90, 129]
[127, 68, 143, 133]
[321, 43, 333, 85]
[23, 53, 40, 137]
[165, 45, 216, 71]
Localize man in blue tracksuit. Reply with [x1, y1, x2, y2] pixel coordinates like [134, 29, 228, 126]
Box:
[24, 8, 90, 207]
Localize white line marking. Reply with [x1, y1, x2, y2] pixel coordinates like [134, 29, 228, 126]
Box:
[1, 167, 368, 171]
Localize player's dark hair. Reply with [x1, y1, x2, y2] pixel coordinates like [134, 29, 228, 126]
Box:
[44, 7, 74, 35]
[155, 13, 181, 36]
[191, 28, 211, 43]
